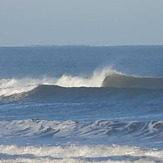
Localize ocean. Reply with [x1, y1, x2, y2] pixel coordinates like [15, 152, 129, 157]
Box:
[0, 45, 163, 163]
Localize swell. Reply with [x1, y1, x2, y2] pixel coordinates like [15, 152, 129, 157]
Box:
[25, 85, 163, 100]
[0, 84, 159, 103]
[1, 84, 163, 102]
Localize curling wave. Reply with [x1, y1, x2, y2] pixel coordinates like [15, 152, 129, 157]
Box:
[103, 73, 163, 89]
[0, 68, 163, 98]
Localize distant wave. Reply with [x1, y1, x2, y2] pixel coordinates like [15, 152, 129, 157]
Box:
[1, 68, 163, 98]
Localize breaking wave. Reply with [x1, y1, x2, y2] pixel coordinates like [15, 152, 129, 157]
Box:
[1, 119, 163, 142]
[1, 119, 163, 162]
[0, 68, 163, 98]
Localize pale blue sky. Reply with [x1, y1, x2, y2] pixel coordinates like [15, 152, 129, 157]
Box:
[0, 0, 163, 46]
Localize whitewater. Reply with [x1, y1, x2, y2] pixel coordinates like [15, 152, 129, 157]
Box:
[0, 68, 116, 97]
[1, 144, 163, 163]
[0, 46, 163, 163]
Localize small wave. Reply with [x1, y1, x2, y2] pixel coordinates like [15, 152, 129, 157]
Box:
[1, 68, 163, 98]
[1, 119, 163, 140]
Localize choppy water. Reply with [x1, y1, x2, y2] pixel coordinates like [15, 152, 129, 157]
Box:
[0, 46, 163, 163]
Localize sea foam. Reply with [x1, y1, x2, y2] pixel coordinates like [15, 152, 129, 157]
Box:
[0, 144, 163, 163]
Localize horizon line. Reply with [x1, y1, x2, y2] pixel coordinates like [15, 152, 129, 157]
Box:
[0, 44, 163, 48]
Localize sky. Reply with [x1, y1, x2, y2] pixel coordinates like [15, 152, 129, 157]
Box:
[0, 0, 163, 46]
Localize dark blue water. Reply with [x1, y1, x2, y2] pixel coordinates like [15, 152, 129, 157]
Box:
[0, 46, 163, 149]
[0, 46, 163, 78]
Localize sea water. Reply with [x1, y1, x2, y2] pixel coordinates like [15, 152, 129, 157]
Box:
[0, 46, 163, 163]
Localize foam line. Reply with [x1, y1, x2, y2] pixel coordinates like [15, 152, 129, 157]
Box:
[0, 144, 163, 163]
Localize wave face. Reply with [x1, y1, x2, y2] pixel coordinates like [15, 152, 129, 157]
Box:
[1, 68, 163, 98]
[103, 73, 163, 89]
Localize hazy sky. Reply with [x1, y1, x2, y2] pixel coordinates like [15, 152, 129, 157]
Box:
[0, 0, 163, 46]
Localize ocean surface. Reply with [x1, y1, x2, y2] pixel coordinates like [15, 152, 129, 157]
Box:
[0, 45, 163, 163]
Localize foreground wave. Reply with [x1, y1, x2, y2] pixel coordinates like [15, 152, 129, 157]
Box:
[1, 119, 163, 137]
[1, 119, 163, 148]
[1, 68, 163, 98]
[0, 144, 163, 163]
